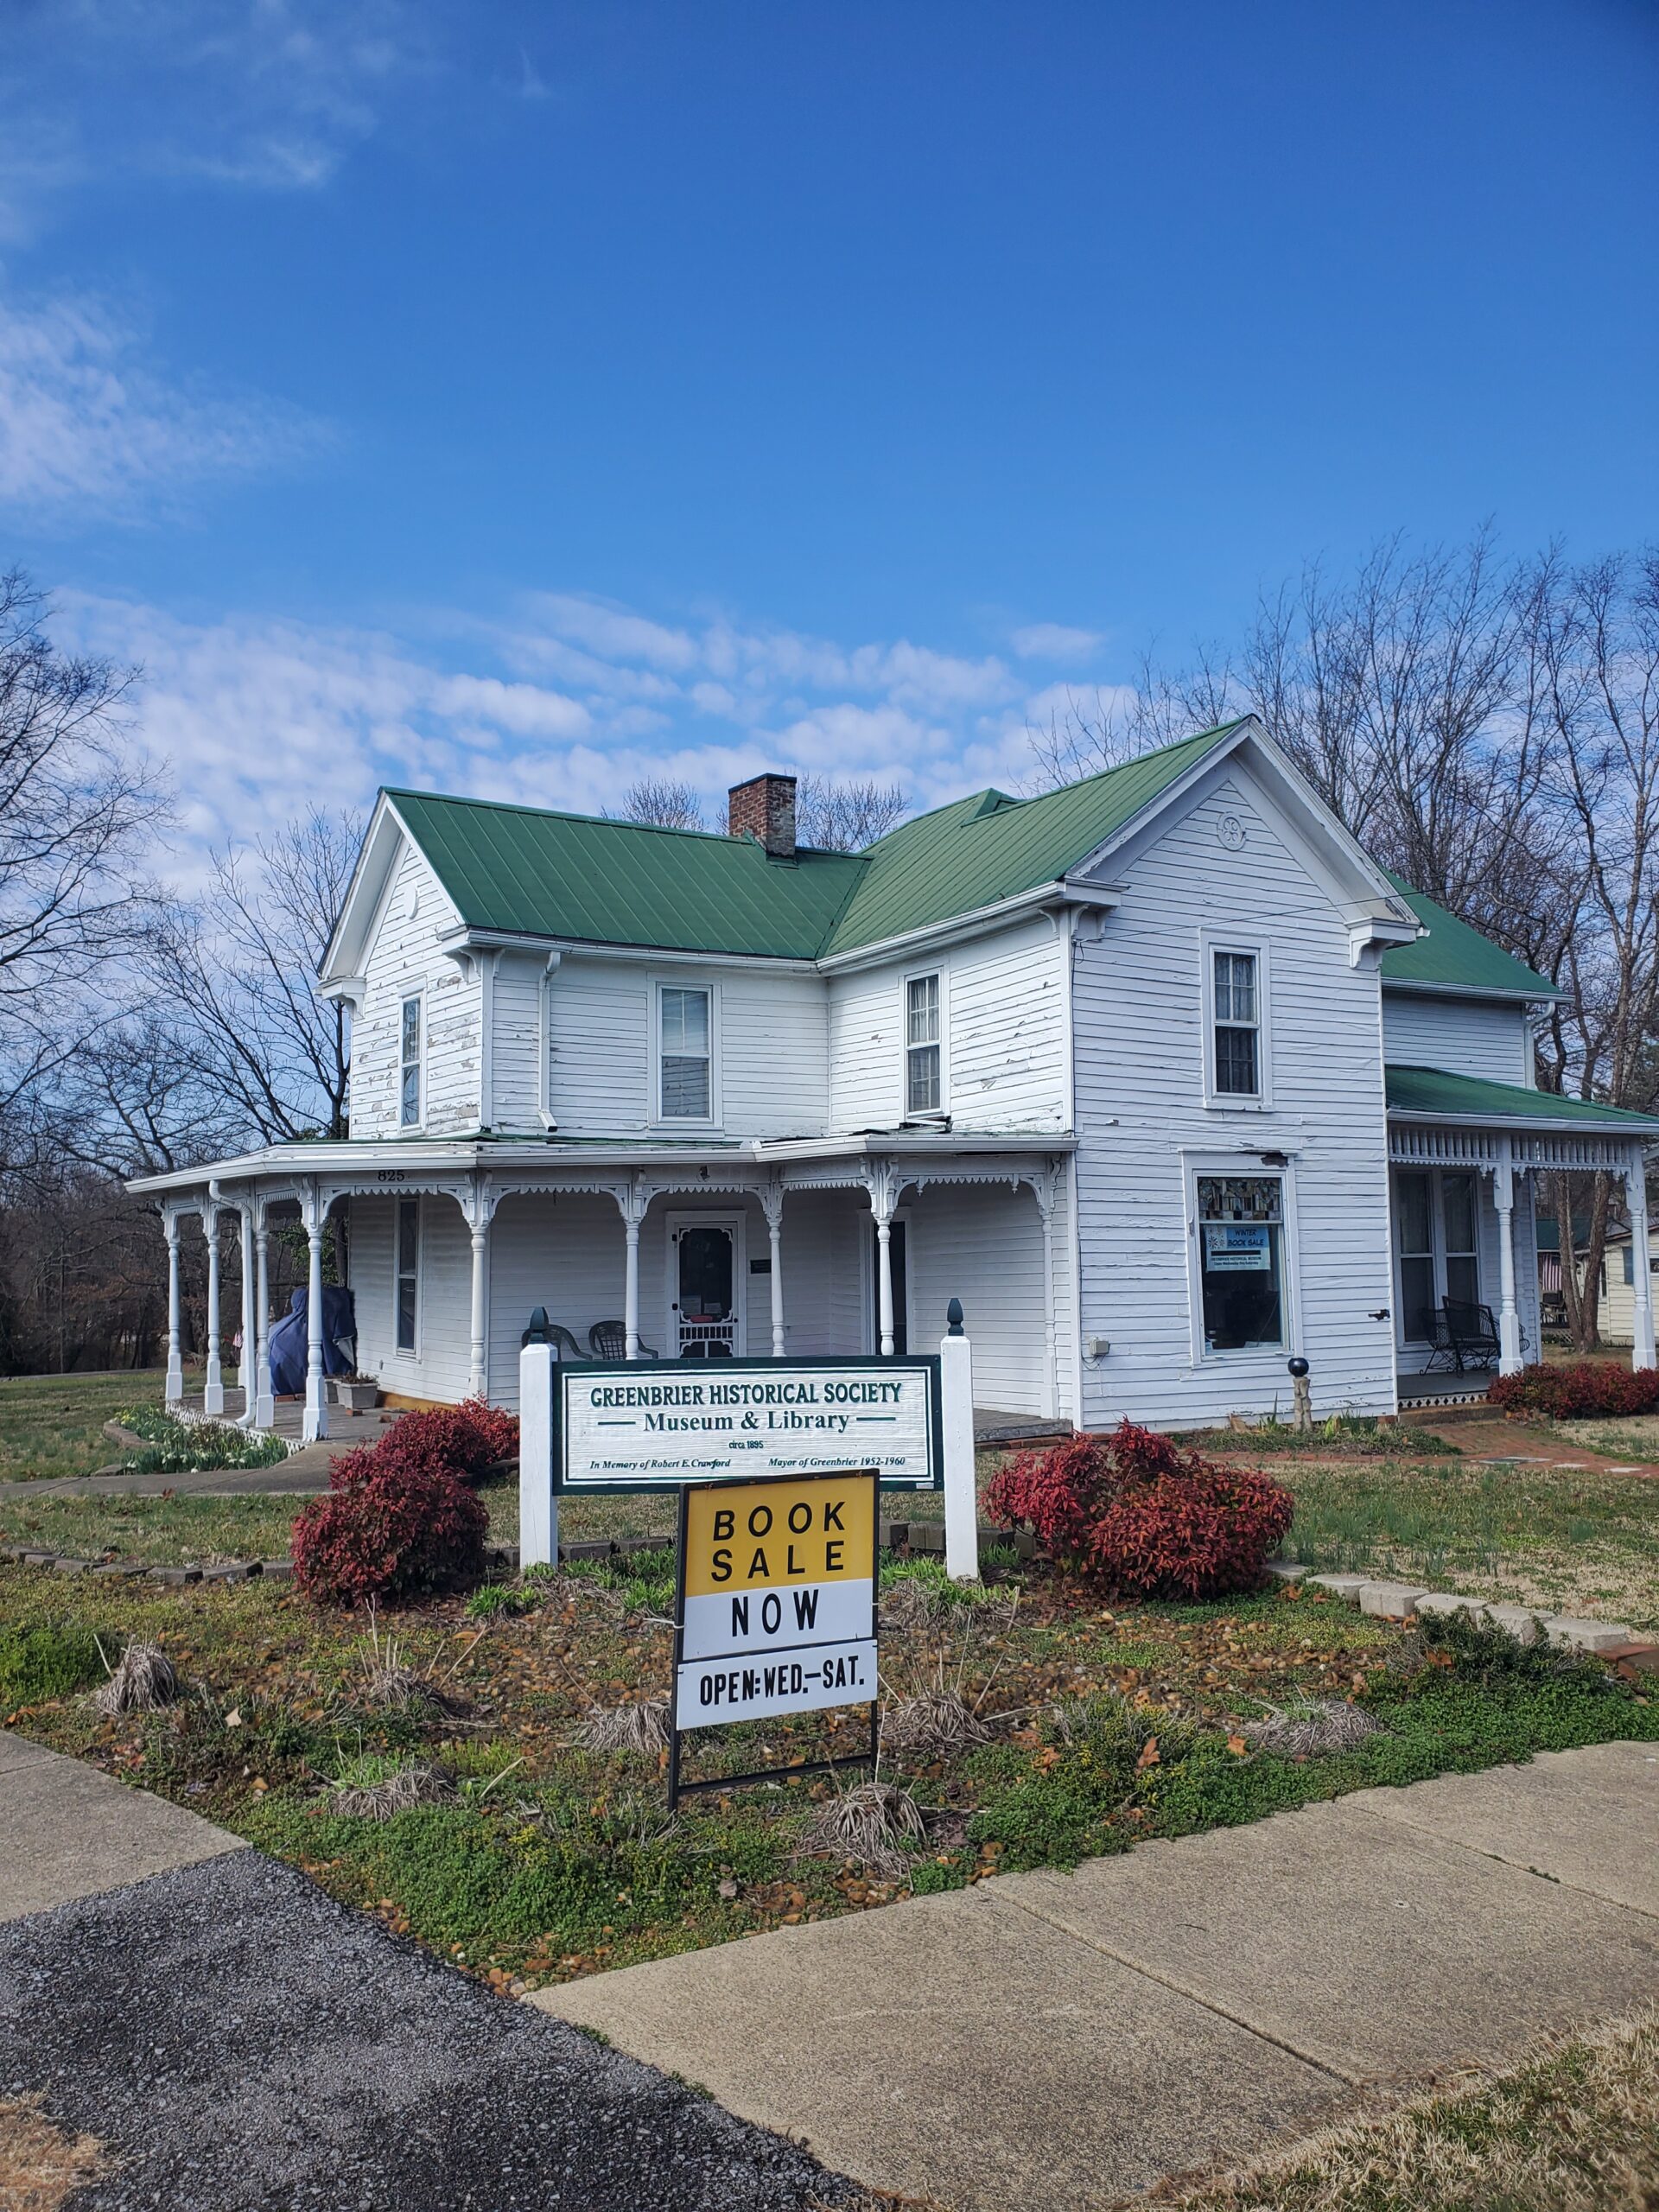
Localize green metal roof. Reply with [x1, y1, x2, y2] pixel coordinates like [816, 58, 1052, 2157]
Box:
[1378, 874, 1560, 999]
[385, 791, 864, 959]
[1386, 1065, 1659, 1129]
[383, 725, 1560, 1001]
[819, 720, 1246, 953]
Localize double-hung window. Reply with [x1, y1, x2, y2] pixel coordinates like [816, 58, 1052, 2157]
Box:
[399, 995, 423, 1128]
[395, 1198, 419, 1353]
[1211, 950, 1261, 1098]
[906, 973, 942, 1115]
[659, 985, 712, 1120]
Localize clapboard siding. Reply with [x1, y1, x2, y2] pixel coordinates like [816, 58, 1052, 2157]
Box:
[352, 841, 478, 1139]
[546, 958, 826, 1137]
[1071, 765, 1397, 1427]
[490, 957, 546, 1131]
[350, 1192, 472, 1402]
[486, 1192, 626, 1404]
[907, 1181, 1050, 1413]
[827, 919, 1068, 1136]
[1383, 991, 1534, 1086]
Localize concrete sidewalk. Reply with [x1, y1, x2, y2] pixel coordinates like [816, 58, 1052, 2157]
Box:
[536, 1741, 1659, 2211]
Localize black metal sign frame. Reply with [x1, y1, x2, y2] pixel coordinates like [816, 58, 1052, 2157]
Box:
[666, 1468, 880, 1812]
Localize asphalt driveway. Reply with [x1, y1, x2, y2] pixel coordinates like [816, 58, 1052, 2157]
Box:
[0, 1848, 857, 2211]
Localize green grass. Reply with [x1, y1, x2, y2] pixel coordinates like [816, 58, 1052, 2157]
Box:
[3, 1550, 1652, 1993]
[1281, 1457, 1659, 1631]
[1179, 1414, 1460, 1459]
[0, 1370, 169, 1482]
[1555, 1414, 1659, 1463]
[0, 1491, 306, 1567]
[1166, 2010, 1659, 2212]
[0, 1622, 105, 1706]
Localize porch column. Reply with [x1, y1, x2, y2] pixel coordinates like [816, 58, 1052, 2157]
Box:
[237, 1202, 255, 1413]
[622, 1177, 645, 1359]
[164, 1209, 183, 1405]
[1033, 1166, 1058, 1421]
[868, 1161, 897, 1357]
[467, 1176, 492, 1401]
[253, 1208, 275, 1431]
[1493, 1140, 1522, 1375]
[1627, 1146, 1656, 1370]
[203, 1206, 225, 1416]
[762, 1179, 785, 1357]
[302, 1183, 329, 1444]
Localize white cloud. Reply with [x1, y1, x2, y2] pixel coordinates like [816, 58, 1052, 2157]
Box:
[58, 586, 1139, 878]
[0, 0, 427, 234]
[1010, 622, 1103, 662]
[0, 288, 329, 518]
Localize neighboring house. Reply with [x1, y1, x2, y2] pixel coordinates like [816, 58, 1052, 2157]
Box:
[129, 717, 1659, 1438]
[1538, 1219, 1659, 1347]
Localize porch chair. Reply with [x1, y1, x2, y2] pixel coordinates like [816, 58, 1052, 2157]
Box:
[588, 1319, 658, 1361]
[1441, 1298, 1502, 1372]
[537, 1321, 587, 1363]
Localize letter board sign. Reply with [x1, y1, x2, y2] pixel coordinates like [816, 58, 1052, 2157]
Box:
[556, 1357, 941, 1493]
[669, 1470, 879, 1808]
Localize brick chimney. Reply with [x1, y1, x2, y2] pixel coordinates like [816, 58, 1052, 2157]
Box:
[728, 772, 797, 859]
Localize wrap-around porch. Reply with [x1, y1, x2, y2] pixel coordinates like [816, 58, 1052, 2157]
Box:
[132, 1135, 1075, 1444]
[1386, 1065, 1659, 1396]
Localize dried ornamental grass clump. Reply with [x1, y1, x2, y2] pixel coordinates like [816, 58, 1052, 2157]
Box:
[983, 1420, 1293, 1599]
[92, 1640, 180, 1715]
[324, 1758, 457, 1819]
[798, 1779, 926, 1882]
[880, 1688, 989, 1759]
[1241, 1695, 1382, 1758]
[575, 1700, 670, 1754]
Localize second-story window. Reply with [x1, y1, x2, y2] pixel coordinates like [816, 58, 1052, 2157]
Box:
[1211, 950, 1260, 1096]
[660, 985, 711, 1119]
[906, 973, 942, 1114]
[399, 995, 423, 1127]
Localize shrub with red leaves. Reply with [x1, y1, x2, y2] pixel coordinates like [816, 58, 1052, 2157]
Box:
[983, 1419, 1294, 1600]
[1487, 1361, 1659, 1420]
[291, 1445, 488, 1605]
[375, 1397, 520, 1486]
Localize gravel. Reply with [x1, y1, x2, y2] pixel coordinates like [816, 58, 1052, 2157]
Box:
[0, 1852, 855, 2210]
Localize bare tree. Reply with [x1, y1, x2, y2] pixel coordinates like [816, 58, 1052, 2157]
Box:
[795, 773, 909, 850]
[144, 807, 362, 1145]
[615, 778, 705, 831]
[1518, 549, 1659, 1344]
[1023, 650, 1240, 790]
[0, 568, 163, 1178]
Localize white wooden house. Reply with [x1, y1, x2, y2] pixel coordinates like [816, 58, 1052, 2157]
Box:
[130, 718, 1659, 1440]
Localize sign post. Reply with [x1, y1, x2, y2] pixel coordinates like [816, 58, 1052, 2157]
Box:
[669, 1468, 880, 1809]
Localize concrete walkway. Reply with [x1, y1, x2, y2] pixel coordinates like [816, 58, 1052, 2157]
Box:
[536, 1741, 1659, 2211]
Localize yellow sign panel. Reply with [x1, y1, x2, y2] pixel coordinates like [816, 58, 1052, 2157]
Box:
[683, 1472, 875, 1599]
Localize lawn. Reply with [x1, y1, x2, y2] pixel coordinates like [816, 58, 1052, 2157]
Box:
[2, 1535, 1651, 1999]
[1275, 1456, 1659, 1632]
[0, 1370, 168, 1483]
[1160, 2008, 1659, 2212]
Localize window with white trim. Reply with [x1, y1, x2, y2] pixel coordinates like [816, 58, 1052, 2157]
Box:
[399, 995, 423, 1128]
[395, 1198, 419, 1352]
[905, 973, 942, 1115]
[1197, 1174, 1285, 1351]
[1211, 949, 1260, 1097]
[659, 985, 712, 1120]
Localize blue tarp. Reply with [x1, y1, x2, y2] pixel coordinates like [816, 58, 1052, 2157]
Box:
[269, 1287, 357, 1397]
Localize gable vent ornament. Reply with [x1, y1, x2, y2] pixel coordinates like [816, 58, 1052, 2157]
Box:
[1217, 814, 1246, 850]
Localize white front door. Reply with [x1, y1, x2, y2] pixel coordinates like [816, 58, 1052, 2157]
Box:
[666, 1212, 746, 1357]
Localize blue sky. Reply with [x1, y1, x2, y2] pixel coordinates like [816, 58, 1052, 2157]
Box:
[3, 0, 1655, 859]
